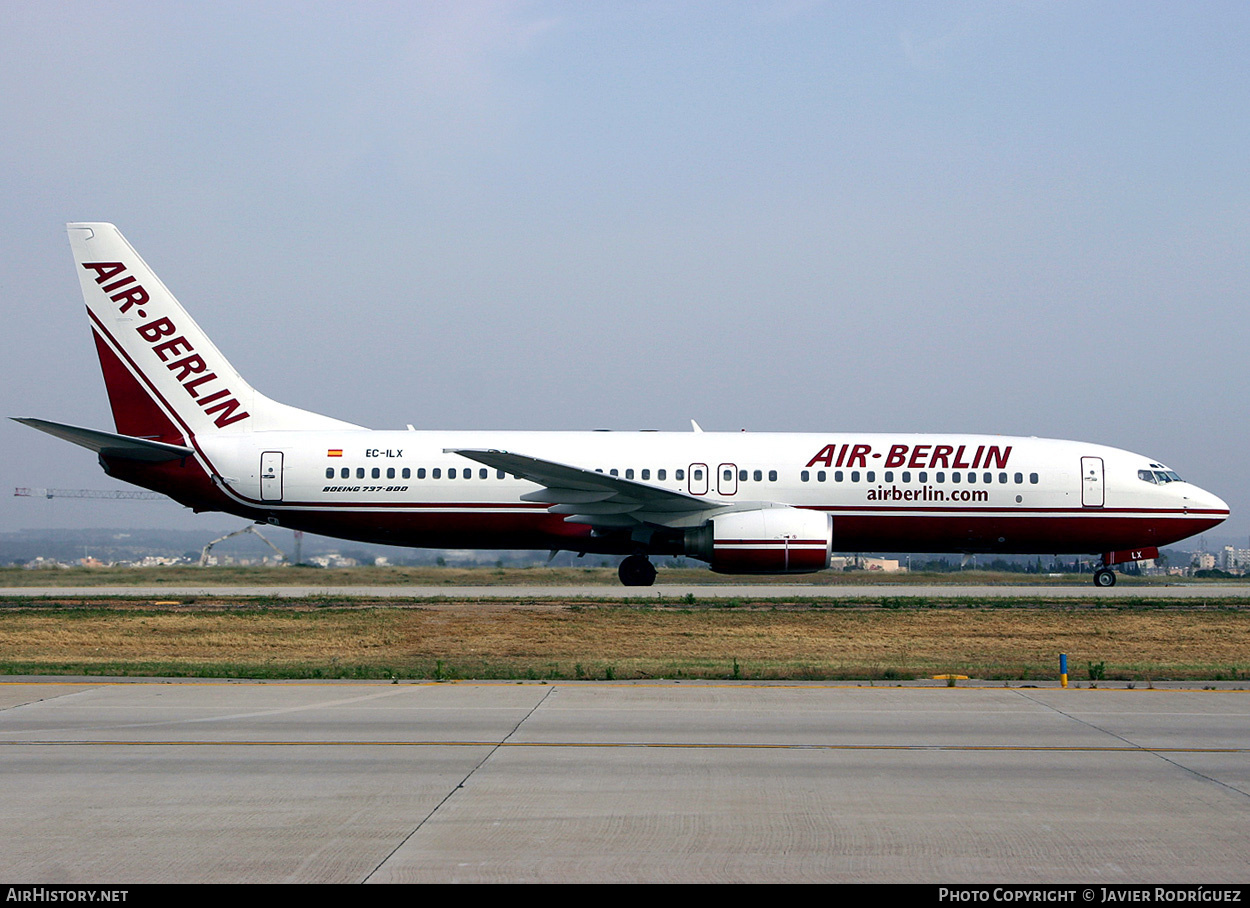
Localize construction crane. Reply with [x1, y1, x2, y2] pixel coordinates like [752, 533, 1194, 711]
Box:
[17, 487, 302, 565]
[200, 525, 288, 567]
[15, 487, 166, 500]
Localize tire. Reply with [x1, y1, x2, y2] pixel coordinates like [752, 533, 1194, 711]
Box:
[1093, 569, 1116, 588]
[618, 554, 657, 587]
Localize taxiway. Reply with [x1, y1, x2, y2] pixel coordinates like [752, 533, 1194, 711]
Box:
[1, 679, 1247, 882]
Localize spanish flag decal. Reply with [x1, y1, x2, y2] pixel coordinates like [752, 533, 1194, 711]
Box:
[327, 449, 343, 457]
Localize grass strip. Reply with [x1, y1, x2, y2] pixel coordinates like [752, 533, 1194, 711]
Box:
[1, 602, 1248, 682]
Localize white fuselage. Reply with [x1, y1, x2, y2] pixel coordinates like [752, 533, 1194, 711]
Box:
[184, 429, 1227, 558]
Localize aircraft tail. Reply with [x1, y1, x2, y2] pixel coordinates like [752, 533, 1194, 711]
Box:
[68, 223, 359, 443]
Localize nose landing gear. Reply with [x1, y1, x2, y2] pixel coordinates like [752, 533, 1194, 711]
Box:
[1092, 547, 1157, 588]
[618, 554, 657, 587]
[1093, 568, 1116, 588]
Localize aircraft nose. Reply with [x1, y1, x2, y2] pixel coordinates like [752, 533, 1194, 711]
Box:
[1185, 485, 1230, 520]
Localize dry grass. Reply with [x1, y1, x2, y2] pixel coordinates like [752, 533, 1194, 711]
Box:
[1, 601, 1247, 681]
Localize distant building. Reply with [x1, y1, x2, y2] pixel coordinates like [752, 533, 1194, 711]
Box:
[830, 556, 903, 572]
[1221, 546, 1250, 573]
[309, 553, 359, 568]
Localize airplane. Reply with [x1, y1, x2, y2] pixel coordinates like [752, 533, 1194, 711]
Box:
[14, 223, 1230, 587]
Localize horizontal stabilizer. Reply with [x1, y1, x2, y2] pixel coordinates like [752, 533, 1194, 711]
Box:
[12, 418, 195, 462]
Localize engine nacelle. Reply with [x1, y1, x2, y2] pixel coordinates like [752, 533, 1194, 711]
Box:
[683, 507, 832, 574]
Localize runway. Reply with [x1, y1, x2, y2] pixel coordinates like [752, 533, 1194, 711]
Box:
[1, 679, 1247, 882]
[3, 583, 1250, 599]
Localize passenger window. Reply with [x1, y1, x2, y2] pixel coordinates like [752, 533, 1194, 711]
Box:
[983, 472, 992, 484]
[902, 472, 910, 483]
[497, 470, 505, 479]
[658, 469, 666, 481]
[356, 467, 365, 479]
[480, 469, 488, 479]
[676, 469, 685, 480]
[724, 469, 733, 481]
[1014, 473, 1023, 484]
[951, 471, 960, 483]
[851, 471, 860, 482]
[449, 468, 457, 479]
[1029, 473, 1038, 484]
[610, 469, 618, 476]
[866, 471, 874, 482]
[817, 470, 826, 482]
[918, 471, 927, 483]
[801, 470, 810, 482]
[387, 468, 395, 479]
[642, 469, 650, 480]
[768, 470, 777, 481]
[402, 468, 411, 479]
[432, 468, 441, 479]
[999, 472, 1008, 484]
[341, 468, 349, 479]
[935, 472, 944, 483]
[694, 469, 704, 480]
[738, 470, 747, 481]
[884, 471, 893, 483]
[625, 469, 634, 479]
[754, 470, 763, 481]
[417, 468, 426, 479]
[325, 468, 334, 479]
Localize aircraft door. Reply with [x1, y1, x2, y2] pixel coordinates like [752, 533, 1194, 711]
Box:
[1081, 456, 1104, 507]
[717, 463, 738, 496]
[688, 463, 709, 496]
[261, 451, 284, 502]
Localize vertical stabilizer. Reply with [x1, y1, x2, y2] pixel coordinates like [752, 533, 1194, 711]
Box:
[68, 223, 359, 440]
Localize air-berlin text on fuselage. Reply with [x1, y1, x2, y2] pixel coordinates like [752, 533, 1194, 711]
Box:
[82, 262, 250, 428]
[805, 443, 1012, 470]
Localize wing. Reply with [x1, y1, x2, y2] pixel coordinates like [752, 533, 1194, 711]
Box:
[447, 448, 726, 529]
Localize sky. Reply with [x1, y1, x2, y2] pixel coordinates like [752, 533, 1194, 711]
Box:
[1, 0, 1246, 545]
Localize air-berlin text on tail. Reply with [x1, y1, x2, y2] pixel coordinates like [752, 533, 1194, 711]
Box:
[806, 443, 1012, 470]
[82, 262, 250, 428]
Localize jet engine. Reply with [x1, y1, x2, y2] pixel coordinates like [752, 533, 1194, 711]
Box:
[683, 507, 832, 574]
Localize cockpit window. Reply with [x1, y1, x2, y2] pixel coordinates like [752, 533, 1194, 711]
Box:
[1140, 468, 1184, 484]
[1138, 470, 1157, 484]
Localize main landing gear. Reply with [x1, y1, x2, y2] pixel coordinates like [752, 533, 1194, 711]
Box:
[1093, 568, 1117, 588]
[618, 554, 657, 587]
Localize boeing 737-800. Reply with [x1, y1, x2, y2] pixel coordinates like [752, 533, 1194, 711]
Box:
[14, 223, 1230, 586]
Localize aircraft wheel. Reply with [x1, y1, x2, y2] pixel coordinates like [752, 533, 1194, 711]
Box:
[1093, 568, 1116, 588]
[618, 554, 657, 587]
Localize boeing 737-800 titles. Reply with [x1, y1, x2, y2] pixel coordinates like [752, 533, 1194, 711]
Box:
[14, 223, 1230, 586]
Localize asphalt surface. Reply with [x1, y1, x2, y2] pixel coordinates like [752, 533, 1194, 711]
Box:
[0, 678, 1247, 883]
[3, 583, 1250, 599]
